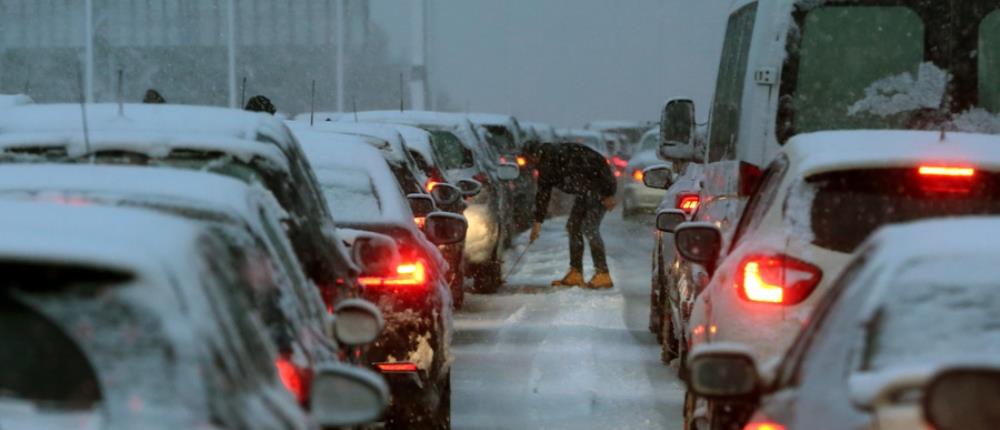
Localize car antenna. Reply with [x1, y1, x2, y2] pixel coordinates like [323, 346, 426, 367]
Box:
[353, 97, 359, 122]
[75, 62, 93, 162]
[116, 69, 124, 117]
[399, 72, 405, 112]
[240, 76, 247, 108]
[309, 79, 316, 126]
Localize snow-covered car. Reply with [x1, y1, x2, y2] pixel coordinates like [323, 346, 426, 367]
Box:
[686, 218, 1000, 430]
[584, 120, 652, 147]
[0, 200, 388, 430]
[297, 134, 467, 429]
[677, 133, 1000, 427]
[346, 111, 519, 293]
[521, 121, 558, 143]
[0, 103, 357, 308]
[621, 127, 667, 218]
[0, 163, 380, 408]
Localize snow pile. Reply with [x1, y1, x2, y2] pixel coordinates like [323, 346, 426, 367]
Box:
[848, 62, 949, 118]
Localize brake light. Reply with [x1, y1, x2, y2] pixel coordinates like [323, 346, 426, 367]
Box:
[425, 181, 440, 192]
[275, 357, 305, 403]
[743, 422, 786, 430]
[358, 261, 427, 288]
[611, 156, 628, 169]
[375, 362, 419, 373]
[614, 170, 622, 177]
[676, 194, 700, 214]
[632, 169, 644, 182]
[516, 155, 527, 167]
[500, 155, 508, 164]
[737, 254, 822, 305]
[919, 165, 975, 177]
[740, 162, 764, 196]
[413, 217, 426, 229]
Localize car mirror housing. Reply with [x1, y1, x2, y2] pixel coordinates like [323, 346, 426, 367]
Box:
[496, 163, 520, 181]
[456, 179, 483, 197]
[924, 368, 1000, 430]
[430, 183, 462, 207]
[643, 165, 674, 189]
[659, 98, 700, 163]
[675, 222, 723, 272]
[350, 234, 399, 277]
[310, 363, 390, 428]
[424, 212, 468, 245]
[407, 194, 437, 218]
[656, 209, 687, 233]
[332, 299, 384, 347]
[687, 343, 761, 400]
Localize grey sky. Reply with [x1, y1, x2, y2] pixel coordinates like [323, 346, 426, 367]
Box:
[371, 0, 728, 128]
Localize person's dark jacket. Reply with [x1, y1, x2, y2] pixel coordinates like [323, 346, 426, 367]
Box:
[533, 142, 617, 223]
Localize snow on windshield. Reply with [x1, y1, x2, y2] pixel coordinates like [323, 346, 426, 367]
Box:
[847, 62, 949, 118]
[315, 168, 381, 223]
[863, 257, 1000, 372]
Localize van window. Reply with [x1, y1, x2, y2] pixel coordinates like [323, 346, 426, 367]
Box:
[707, 2, 757, 162]
[792, 7, 924, 134]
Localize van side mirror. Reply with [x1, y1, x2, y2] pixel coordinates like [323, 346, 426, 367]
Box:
[642, 165, 674, 189]
[310, 363, 390, 428]
[924, 368, 1000, 430]
[407, 194, 436, 218]
[456, 179, 482, 197]
[424, 212, 468, 245]
[687, 344, 761, 400]
[332, 299, 384, 347]
[659, 98, 699, 162]
[656, 209, 688, 233]
[675, 222, 723, 274]
[496, 163, 520, 181]
[430, 183, 462, 207]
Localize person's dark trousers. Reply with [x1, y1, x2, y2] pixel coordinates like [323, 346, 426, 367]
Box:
[566, 195, 608, 273]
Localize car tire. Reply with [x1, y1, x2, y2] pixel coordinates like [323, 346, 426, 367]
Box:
[435, 372, 452, 429]
[649, 275, 662, 338]
[450, 265, 465, 310]
[660, 306, 679, 364]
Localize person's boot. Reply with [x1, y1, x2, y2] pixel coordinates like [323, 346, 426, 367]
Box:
[552, 268, 585, 287]
[587, 271, 614, 289]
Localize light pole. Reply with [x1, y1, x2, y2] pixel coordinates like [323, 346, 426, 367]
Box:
[226, 0, 237, 108]
[336, 0, 345, 112]
[84, 0, 94, 103]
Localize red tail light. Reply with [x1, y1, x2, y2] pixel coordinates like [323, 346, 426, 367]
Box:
[413, 217, 426, 229]
[744, 422, 786, 430]
[918, 165, 976, 193]
[425, 181, 440, 192]
[611, 156, 628, 169]
[275, 357, 306, 403]
[516, 155, 527, 167]
[499, 155, 508, 164]
[375, 362, 419, 373]
[919, 165, 975, 177]
[737, 254, 822, 305]
[358, 261, 427, 288]
[632, 169, 644, 182]
[676, 194, 700, 214]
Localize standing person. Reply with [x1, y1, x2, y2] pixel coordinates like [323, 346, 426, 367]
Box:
[244, 95, 277, 115]
[525, 141, 617, 289]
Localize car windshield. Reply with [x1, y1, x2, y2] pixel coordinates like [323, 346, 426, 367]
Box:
[315, 167, 382, 222]
[483, 125, 517, 154]
[780, 2, 1000, 141]
[862, 257, 1000, 372]
[429, 130, 474, 170]
[804, 168, 1000, 253]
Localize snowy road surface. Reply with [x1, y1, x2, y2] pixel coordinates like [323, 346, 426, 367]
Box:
[452, 211, 686, 429]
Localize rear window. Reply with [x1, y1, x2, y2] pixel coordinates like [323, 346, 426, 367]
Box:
[807, 168, 1000, 252]
[315, 167, 382, 222]
[483, 125, 517, 154]
[429, 131, 474, 170]
[863, 258, 1000, 372]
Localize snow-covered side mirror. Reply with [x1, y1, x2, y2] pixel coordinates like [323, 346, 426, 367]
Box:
[407, 194, 436, 218]
[430, 183, 462, 207]
[310, 363, 389, 428]
[332, 299, 384, 347]
[456, 179, 482, 197]
[687, 343, 761, 400]
[656, 209, 687, 233]
[659, 98, 700, 163]
[424, 212, 468, 245]
[643, 165, 674, 189]
[496, 163, 520, 181]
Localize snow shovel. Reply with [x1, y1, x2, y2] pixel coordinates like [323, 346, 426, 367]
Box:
[503, 241, 534, 280]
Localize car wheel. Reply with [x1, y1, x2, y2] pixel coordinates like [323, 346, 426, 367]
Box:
[434, 372, 452, 429]
[660, 306, 679, 364]
[649, 276, 662, 337]
[450, 265, 465, 310]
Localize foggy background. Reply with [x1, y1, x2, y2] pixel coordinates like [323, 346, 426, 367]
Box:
[0, 0, 727, 128]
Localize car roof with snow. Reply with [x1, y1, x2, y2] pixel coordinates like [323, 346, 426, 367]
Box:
[286, 120, 415, 166]
[784, 130, 1000, 178]
[0, 164, 287, 227]
[866, 217, 1000, 263]
[295, 132, 414, 226]
[347, 111, 484, 149]
[0, 103, 293, 146]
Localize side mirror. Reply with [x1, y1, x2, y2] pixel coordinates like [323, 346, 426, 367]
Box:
[407, 193, 437, 218]
[332, 299, 384, 347]
[656, 209, 688, 233]
[659, 98, 699, 162]
[675, 222, 723, 273]
[430, 183, 462, 207]
[351, 234, 399, 277]
[642, 165, 674, 190]
[687, 344, 761, 400]
[456, 179, 483, 197]
[310, 363, 390, 428]
[496, 162, 520, 181]
[924, 368, 1000, 430]
[424, 212, 468, 245]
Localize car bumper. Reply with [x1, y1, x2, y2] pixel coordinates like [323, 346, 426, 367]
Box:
[625, 184, 667, 211]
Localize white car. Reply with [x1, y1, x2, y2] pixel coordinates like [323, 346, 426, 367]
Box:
[0, 200, 386, 430]
[681, 131, 1000, 364]
[686, 217, 1000, 430]
[622, 127, 666, 217]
